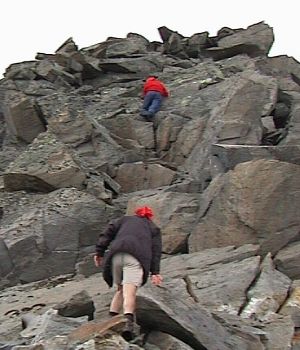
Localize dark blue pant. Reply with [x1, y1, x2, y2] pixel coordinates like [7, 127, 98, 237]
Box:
[141, 91, 163, 117]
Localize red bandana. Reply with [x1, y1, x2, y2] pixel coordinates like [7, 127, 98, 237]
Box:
[135, 206, 154, 219]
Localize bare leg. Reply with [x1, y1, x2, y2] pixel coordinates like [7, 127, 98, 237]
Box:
[123, 283, 137, 314]
[109, 285, 123, 314]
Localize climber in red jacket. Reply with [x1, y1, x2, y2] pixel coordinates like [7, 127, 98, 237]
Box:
[140, 75, 169, 121]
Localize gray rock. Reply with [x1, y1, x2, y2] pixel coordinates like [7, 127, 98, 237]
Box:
[280, 280, 300, 327]
[189, 159, 300, 255]
[274, 241, 300, 280]
[240, 253, 291, 321]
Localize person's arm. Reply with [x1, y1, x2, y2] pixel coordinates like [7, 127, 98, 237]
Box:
[162, 84, 169, 97]
[142, 84, 147, 97]
[94, 218, 122, 266]
[159, 81, 169, 97]
[150, 226, 163, 285]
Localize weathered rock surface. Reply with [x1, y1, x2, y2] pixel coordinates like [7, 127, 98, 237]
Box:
[0, 20, 300, 349]
[189, 159, 300, 255]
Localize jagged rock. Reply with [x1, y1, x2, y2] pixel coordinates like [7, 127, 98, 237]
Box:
[189, 159, 300, 255]
[274, 241, 300, 279]
[0, 188, 120, 286]
[217, 27, 236, 39]
[145, 330, 194, 349]
[161, 244, 259, 278]
[4, 132, 87, 192]
[273, 101, 290, 127]
[198, 76, 222, 89]
[101, 112, 155, 152]
[36, 52, 84, 75]
[54, 290, 95, 321]
[55, 37, 78, 54]
[97, 55, 162, 75]
[35, 60, 79, 87]
[158, 26, 178, 43]
[115, 162, 176, 193]
[208, 21, 274, 60]
[280, 280, 300, 327]
[85, 175, 116, 204]
[185, 32, 210, 58]
[36, 93, 147, 176]
[137, 285, 265, 349]
[4, 61, 37, 80]
[2, 91, 46, 143]
[240, 253, 291, 321]
[279, 98, 300, 145]
[211, 144, 300, 174]
[67, 315, 128, 344]
[163, 255, 261, 314]
[256, 55, 300, 83]
[0, 20, 300, 348]
[82, 33, 149, 60]
[20, 308, 87, 342]
[12, 79, 57, 97]
[76, 333, 144, 350]
[156, 68, 277, 185]
[0, 238, 13, 277]
[156, 245, 262, 316]
[105, 35, 149, 58]
[259, 314, 294, 350]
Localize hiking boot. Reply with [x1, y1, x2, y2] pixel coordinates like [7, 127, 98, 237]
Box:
[140, 110, 149, 117]
[137, 115, 153, 122]
[122, 318, 134, 341]
[145, 115, 154, 122]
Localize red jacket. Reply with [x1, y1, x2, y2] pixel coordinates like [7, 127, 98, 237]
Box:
[143, 77, 169, 97]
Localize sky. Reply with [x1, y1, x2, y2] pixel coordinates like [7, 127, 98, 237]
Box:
[0, 0, 299, 78]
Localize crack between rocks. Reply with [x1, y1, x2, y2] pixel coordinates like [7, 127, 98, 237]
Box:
[237, 255, 262, 316]
[183, 275, 199, 303]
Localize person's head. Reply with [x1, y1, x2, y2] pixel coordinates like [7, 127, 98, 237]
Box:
[134, 206, 154, 220]
[145, 75, 158, 81]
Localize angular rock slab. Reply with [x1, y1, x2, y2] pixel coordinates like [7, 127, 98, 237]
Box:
[211, 144, 300, 173]
[20, 308, 87, 342]
[67, 315, 127, 344]
[146, 330, 195, 349]
[189, 159, 300, 255]
[0, 187, 119, 286]
[217, 22, 274, 56]
[280, 280, 300, 327]
[3, 92, 46, 143]
[163, 255, 261, 314]
[115, 162, 176, 193]
[136, 285, 264, 350]
[4, 132, 86, 192]
[54, 290, 95, 321]
[274, 241, 300, 280]
[240, 253, 291, 321]
[259, 314, 294, 350]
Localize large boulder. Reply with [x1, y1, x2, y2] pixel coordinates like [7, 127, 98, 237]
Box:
[189, 159, 300, 254]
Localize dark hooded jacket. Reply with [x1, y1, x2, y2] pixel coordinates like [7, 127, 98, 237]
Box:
[95, 215, 162, 287]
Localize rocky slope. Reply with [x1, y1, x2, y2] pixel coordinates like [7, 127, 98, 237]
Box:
[0, 21, 300, 349]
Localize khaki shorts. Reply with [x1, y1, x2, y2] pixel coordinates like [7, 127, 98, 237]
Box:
[112, 252, 143, 287]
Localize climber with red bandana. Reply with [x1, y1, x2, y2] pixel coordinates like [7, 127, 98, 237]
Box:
[94, 206, 162, 341]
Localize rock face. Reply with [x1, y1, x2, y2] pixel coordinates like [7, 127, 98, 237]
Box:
[0, 21, 300, 349]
